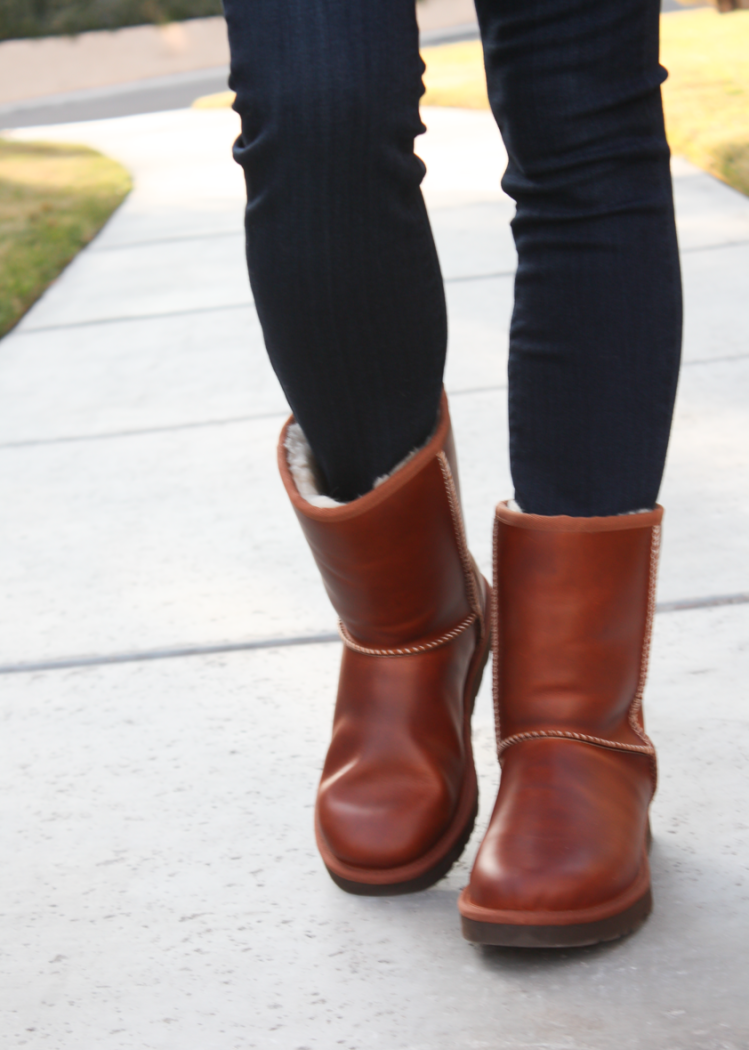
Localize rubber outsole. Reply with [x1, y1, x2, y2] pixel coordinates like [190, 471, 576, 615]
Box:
[460, 887, 653, 948]
[460, 827, 654, 948]
[320, 613, 492, 896]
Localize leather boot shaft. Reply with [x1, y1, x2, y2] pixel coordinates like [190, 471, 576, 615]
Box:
[278, 391, 484, 648]
[493, 503, 662, 766]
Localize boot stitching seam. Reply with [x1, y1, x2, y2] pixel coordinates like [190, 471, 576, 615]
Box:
[497, 728, 655, 758]
[436, 451, 486, 639]
[338, 612, 477, 657]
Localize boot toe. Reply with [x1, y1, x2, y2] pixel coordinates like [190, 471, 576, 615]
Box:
[468, 831, 638, 913]
[468, 742, 651, 914]
[317, 761, 455, 870]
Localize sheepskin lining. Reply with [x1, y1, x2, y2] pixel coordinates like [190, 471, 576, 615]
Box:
[373, 446, 420, 488]
[285, 424, 424, 507]
[507, 498, 651, 516]
[285, 423, 343, 508]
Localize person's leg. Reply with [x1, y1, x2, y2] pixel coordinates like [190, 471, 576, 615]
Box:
[225, 0, 491, 894]
[223, 0, 446, 502]
[476, 0, 682, 516]
[461, 0, 681, 946]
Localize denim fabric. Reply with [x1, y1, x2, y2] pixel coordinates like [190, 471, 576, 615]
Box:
[224, 0, 682, 514]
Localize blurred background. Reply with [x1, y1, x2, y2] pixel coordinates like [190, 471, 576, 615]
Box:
[2, 0, 747, 339]
[0, 0, 743, 127]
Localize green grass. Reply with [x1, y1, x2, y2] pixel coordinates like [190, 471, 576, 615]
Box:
[0, 1, 223, 42]
[0, 139, 131, 338]
[660, 8, 749, 195]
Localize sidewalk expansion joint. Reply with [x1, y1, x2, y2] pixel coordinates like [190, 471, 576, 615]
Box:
[655, 592, 749, 613]
[682, 352, 749, 367]
[450, 383, 507, 396]
[85, 237, 749, 260]
[0, 410, 289, 449]
[444, 270, 515, 283]
[680, 237, 749, 256]
[1, 593, 747, 677]
[12, 271, 519, 337]
[0, 387, 508, 450]
[14, 301, 255, 336]
[0, 632, 342, 676]
[89, 230, 244, 253]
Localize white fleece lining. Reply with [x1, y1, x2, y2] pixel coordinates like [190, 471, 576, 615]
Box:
[285, 423, 425, 507]
[285, 423, 343, 507]
[373, 446, 420, 488]
[507, 498, 651, 516]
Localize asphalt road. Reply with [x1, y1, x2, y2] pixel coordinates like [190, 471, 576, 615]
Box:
[0, 66, 232, 129]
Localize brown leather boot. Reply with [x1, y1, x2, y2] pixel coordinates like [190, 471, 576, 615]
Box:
[278, 392, 491, 894]
[459, 502, 661, 946]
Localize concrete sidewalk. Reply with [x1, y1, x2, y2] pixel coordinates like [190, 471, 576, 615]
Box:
[1, 107, 748, 1049]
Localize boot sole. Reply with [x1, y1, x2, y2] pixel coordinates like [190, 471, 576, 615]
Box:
[318, 604, 492, 896]
[460, 887, 652, 948]
[327, 794, 480, 897]
[459, 833, 653, 948]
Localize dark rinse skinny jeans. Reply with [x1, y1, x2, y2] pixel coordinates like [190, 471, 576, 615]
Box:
[223, 0, 682, 516]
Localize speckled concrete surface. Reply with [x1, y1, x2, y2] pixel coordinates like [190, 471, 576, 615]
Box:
[1, 107, 747, 1049]
[1, 609, 748, 1050]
